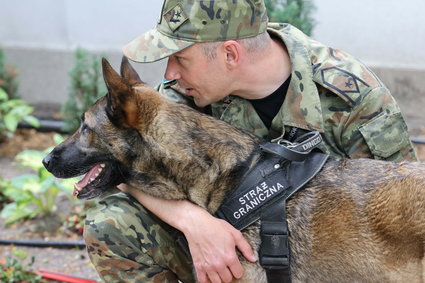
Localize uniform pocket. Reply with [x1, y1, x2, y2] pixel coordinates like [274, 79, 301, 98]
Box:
[359, 112, 410, 159]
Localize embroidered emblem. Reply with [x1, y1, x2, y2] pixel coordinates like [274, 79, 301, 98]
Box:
[164, 3, 188, 32]
[321, 67, 370, 106]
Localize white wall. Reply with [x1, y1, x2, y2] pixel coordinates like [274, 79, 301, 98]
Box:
[312, 0, 425, 70]
[0, 0, 163, 51]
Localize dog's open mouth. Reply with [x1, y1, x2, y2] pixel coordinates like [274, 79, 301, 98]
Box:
[74, 163, 106, 198]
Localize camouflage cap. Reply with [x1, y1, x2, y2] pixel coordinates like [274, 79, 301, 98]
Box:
[123, 0, 269, 63]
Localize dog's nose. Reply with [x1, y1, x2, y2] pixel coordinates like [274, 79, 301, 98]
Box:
[42, 154, 53, 170]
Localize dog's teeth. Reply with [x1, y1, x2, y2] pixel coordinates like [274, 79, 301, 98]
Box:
[95, 173, 99, 177]
[90, 178, 95, 182]
[74, 184, 82, 191]
[100, 164, 106, 168]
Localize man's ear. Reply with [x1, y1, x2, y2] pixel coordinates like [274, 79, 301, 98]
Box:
[120, 56, 142, 83]
[221, 40, 242, 69]
[102, 58, 139, 128]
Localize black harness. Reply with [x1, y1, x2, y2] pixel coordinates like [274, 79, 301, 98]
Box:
[216, 131, 329, 283]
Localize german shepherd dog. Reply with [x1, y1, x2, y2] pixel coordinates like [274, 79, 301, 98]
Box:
[43, 57, 425, 282]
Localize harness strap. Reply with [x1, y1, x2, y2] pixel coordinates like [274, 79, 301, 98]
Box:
[260, 198, 291, 283]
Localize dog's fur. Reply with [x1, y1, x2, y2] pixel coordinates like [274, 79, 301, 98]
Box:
[43, 57, 425, 282]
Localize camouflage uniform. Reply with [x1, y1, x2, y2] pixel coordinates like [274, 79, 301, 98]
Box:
[85, 1, 417, 282]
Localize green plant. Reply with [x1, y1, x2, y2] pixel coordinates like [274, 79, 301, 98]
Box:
[61, 202, 92, 235]
[0, 48, 19, 99]
[265, 0, 316, 35]
[0, 135, 78, 225]
[0, 177, 11, 210]
[0, 88, 40, 141]
[61, 48, 106, 133]
[0, 248, 41, 283]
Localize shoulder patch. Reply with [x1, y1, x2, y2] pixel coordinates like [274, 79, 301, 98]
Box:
[320, 67, 370, 107]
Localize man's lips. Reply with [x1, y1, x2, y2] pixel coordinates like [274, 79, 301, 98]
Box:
[185, 88, 194, 96]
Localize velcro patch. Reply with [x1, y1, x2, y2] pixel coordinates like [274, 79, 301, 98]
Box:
[164, 3, 188, 32]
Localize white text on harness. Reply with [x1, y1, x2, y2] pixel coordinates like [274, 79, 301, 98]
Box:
[233, 181, 285, 220]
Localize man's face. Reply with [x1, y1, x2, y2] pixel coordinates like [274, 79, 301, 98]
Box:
[164, 44, 230, 107]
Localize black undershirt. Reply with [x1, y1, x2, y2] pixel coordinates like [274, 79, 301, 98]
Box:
[249, 75, 291, 129]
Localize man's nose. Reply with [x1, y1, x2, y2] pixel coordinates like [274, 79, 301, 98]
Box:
[164, 58, 181, 81]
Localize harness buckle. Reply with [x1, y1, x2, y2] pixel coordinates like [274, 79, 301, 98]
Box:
[276, 139, 297, 149]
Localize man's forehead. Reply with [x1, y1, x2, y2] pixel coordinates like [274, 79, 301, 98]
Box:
[172, 44, 197, 57]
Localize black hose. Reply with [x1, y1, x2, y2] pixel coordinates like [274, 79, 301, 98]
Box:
[18, 119, 67, 133]
[0, 239, 85, 249]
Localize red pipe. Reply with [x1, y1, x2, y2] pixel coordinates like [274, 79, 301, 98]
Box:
[38, 269, 99, 283]
[0, 260, 98, 282]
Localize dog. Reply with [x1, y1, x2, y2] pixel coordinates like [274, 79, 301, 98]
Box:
[43, 57, 425, 282]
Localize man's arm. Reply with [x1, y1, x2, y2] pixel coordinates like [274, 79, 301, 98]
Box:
[119, 184, 257, 283]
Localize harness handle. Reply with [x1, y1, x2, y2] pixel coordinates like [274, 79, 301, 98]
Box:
[261, 131, 322, 161]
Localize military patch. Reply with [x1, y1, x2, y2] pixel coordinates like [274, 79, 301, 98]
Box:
[321, 67, 370, 107]
[164, 3, 188, 32]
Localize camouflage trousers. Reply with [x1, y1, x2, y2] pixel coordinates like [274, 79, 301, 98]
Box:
[84, 192, 196, 283]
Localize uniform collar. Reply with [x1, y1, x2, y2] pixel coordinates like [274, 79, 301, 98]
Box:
[268, 24, 324, 134]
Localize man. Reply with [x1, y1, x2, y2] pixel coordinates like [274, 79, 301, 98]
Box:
[84, 0, 417, 282]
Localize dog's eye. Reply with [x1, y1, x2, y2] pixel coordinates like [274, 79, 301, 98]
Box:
[81, 124, 90, 135]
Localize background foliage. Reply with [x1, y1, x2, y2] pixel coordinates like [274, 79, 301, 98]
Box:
[61, 48, 106, 133]
[0, 48, 19, 99]
[0, 88, 39, 141]
[265, 0, 316, 35]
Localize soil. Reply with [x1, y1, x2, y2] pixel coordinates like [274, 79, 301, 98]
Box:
[1, 125, 425, 283]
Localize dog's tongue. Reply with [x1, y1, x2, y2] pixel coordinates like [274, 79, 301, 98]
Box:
[76, 164, 102, 188]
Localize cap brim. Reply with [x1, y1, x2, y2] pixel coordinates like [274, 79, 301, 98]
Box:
[123, 28, 194, 63]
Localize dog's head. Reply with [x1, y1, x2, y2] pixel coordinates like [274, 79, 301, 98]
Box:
[43, 57, 162, 199]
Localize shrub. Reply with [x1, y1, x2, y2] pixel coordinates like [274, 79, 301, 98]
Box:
[0, 48, 19, 99]
[265, 0, 316, 35]
[0, 248, 41, 283]
[61, 48, 106, 133]
[0, 88, 39, 141]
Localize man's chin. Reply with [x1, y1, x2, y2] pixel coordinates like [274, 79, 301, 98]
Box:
[193, 98, 209, 108]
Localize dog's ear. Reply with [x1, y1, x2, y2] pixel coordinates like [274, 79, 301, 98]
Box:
[102, 58, 139, 128]
[120, 56, 142, 83]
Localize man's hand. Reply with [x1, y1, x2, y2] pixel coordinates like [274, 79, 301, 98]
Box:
[181, 208, 257, 283]
[118, 184, 256, 283]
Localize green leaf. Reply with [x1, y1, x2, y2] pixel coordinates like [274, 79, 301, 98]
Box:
[23, 115, 40, 128]
[4, 113, 19, 131]
[56, 178, 77, 194]
[15, 150, 45, 170]
[39, 176, 56, 193]
[9, 174, 41, 194]
[11, 249, 28, 260]
[53, 134, 65, 144]
[0, 88, 7, 100]
[0, 202, 35, 225]
[3, 185, 33, 203]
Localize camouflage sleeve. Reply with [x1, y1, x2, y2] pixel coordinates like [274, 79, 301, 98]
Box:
[155, 81, 213, 114]
[155, 80, 193, 105]
[340, 86, 417, 162]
